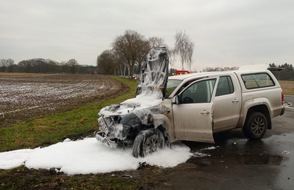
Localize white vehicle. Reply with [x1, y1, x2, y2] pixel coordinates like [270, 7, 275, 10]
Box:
[96, 48, 285, 157]
[162, 69, 285, 144]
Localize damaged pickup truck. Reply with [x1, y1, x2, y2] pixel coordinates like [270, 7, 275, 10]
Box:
[96, 47, 285, 157]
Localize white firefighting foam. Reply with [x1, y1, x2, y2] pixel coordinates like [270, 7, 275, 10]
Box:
[0, 138, 193, 175]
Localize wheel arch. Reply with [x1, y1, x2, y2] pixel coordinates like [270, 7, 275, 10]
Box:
[152, 114, 172, 145]
[156, 124, 171, 147]
[244, 104, 272, 129]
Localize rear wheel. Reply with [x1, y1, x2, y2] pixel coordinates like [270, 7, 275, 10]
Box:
[243, 112, 268, 140]
[132, 128, 165, 158]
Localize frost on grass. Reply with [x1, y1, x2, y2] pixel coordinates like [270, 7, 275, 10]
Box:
[0, 75, 123, 126]
[0, 138, 193, 175]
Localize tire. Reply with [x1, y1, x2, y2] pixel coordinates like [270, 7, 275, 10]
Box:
[243, 112, 268, 140]
[132, 128, 165, 158]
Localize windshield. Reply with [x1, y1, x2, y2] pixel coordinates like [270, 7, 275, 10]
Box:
[165, 79, 182, 98]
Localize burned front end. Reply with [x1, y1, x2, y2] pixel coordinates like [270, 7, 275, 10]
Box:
[96, 47, 169, 149]
[97, 106, 160, 148]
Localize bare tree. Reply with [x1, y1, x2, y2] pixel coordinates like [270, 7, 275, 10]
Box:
[148, 37, 166, 48]
[148, 37, 177, 67]
[97, 50, 117, 75]
[112, 30, 150, 78]
[110, 50, 125, 76]
[174, 31, 194, 70]
[0, 58, 15, 72]
[167, 48, 176, 66]
[67, 59, 79, 74]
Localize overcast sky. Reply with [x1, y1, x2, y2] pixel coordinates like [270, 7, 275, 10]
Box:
[0, 0, 293, 70]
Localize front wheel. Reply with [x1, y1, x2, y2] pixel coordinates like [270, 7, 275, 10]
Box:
[243, 112, 268, 140]
[132, 128, 165, 158]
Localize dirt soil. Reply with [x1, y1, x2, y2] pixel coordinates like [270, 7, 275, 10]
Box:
[0, 74, 128, 127]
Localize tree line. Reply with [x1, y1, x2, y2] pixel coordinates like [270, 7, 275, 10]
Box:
[97, 30, 195, 78]
[203, 64, 294, 81]
[203, 67, 239, 72]
[1, 30, 195, 77]
[0, 58, 96, 74]
[270, 63, 294, 81]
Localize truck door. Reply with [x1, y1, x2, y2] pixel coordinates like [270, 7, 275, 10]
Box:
[172, 78, 216, 143]
[213, 75, 242, 132]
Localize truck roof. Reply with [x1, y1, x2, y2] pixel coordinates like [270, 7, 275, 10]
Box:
[168, 71, 235, 80]
[168, 69, 271, 81]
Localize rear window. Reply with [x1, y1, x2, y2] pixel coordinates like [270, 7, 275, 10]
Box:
[241, 73, 275, 89]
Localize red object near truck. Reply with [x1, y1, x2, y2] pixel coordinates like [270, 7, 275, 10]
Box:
[175, 70, 191, 75]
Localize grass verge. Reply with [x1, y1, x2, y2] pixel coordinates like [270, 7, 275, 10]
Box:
[0, 165, 163, 190]
[279, 80, 294, 95]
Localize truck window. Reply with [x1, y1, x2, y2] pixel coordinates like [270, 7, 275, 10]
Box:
[216, 76, 234, 96]
[241, 73, 275, 89]
[165, 79, 182, 98]
[179, 79, 216, 104]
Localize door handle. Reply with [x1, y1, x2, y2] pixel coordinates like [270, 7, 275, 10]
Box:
[232, 99, 239, 103]
[201, 110, 209, 115]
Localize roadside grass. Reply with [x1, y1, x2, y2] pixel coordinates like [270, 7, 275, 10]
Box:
[0, 76, 138, 152]
[279, 80, 294, 95]
[0, 165, 163, 190]
[0, 166, 138, 190]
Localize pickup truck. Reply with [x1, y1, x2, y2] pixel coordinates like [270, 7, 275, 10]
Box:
[96, 48, 285, 157]
[163, 69, 285, 144]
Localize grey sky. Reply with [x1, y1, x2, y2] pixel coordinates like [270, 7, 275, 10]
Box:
[0, 0, 293, 70]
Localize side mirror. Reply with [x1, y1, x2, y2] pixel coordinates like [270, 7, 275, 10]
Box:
[172, 95, 179, 105]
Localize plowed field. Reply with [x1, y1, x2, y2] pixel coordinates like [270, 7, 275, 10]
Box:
[0, 73, 128, 127]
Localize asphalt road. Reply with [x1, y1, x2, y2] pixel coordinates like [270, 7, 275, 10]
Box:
[285, 95, 294, 107]
[146, 97, 294, 190]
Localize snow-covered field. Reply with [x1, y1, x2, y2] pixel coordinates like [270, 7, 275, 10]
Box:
[0, 74, 125, 126]
[0, 138, 194, 175]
